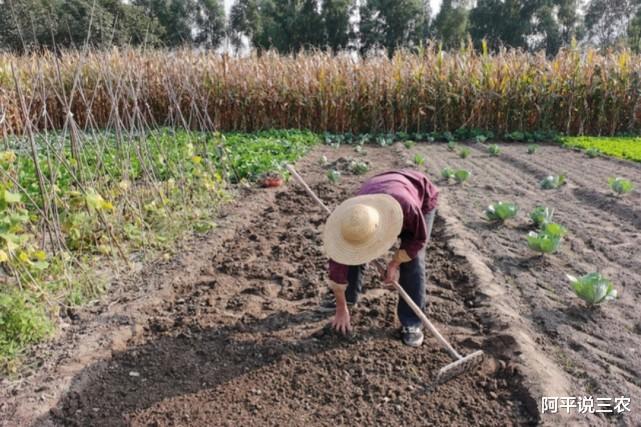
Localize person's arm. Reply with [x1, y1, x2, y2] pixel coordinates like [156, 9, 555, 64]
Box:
[328, 260, 352, 333]
[385, 206, 426, 283]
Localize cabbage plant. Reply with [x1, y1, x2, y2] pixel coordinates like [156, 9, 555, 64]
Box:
[527, 223, 567, 254]
[454, 169, 471, 184]
[488, 144, 501, 156]
[608, 177, 634, 195]
[441, 167, 455, 180]
[530, 206, 554, 227]
[527, 144, 538, 154]
[540, 174, 566, 189]
[327, 169, 341, 183]
[459, 147, 471, 158]
[485, 202, 518, 222]
[567, 273, 617, 306]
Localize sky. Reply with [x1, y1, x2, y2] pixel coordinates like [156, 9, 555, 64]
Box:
[223, 0, 444, 17]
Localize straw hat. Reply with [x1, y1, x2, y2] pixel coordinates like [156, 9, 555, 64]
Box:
[323, 194, 403, 265]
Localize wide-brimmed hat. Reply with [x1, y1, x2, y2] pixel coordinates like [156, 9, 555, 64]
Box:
[323, 194, 403, 265]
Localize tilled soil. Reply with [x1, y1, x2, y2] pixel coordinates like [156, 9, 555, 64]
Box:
[415, 142, 641, 426]
[2, 141, 639, 427]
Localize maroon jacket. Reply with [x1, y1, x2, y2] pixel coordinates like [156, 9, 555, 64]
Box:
[328, 170, 439, 284]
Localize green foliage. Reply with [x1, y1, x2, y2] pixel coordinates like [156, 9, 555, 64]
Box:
[585, 147, 601, 158]
[608, 177, 635, 195]
[485, 202, 518, 222]
[530, 206, 554, 227]
[459, 147, 471, 158]
[349, 161, 369, 175]
[441, 167, 455, 180]
[561, 137, 641, 162]
[413, 154, 426, 166]
[527, 222, 567, 254]
[475, 135, 488, 144]
[567, 273, 617, 307]
[447, 141, 457, 151]
[487, 144, 501, 156]
[403, 141, 416, 149]
[453, 169, 471, 184]
[432, 0, 469, 49]
[527, 144, 539, 154]
[540, 174, 566, 189]
[358, 0, 430, 56]
[0, 292, 52, 369]
[327, 169, 341, 183]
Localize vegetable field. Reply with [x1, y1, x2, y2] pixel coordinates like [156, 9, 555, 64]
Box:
[2, 138, 639, 426]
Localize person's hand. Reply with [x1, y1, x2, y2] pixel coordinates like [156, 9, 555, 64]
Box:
[384, 260, 400, 284]
[331, 306, 352, 334]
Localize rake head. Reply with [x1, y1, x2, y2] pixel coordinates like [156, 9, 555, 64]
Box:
[433, 350, 485, 385]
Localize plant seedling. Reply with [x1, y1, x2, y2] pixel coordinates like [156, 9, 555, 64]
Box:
[447, 141, 457, 151]
[443, 132, 455, 142]
[349, 161, 369, 175]
[475, 135, 488, 144]
[454, 169, 471, 184]
[608, 177, 634, 196]
[527, 222, 567, 254]
[585, 148, 601, 158]
[404, 140, 415, 149]
[540, 174, 566, 190]
[488, 144, 501, 156]
[327, 170, 341, 184]
[527, 144, 538, 154]
[485, 202, 518, 222]
[530, 206, 554, 227]
[567, 273, 617, 307]
[414, 154, 426, 167]
[459, 147, 471, 159]
[441, 167, 455, 180]
[319, 155, 328, 166]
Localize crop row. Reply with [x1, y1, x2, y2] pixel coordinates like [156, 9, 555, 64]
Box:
[2, 48, 641, 136]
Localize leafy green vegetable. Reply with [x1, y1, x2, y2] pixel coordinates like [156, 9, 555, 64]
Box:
[475, 135, 488, 144]
[540, 174, 566, 189]
[561, 136, 641, 162]
[403, 141, 415, 149]
[527, 144, 538, 154]
[459, 147, 471, 158]
[530, 206, 554, 227]
[441, 167, 455, 180]
[447, 141, 457, 151]
[319, 155, 328, 166]
[487, 144, 501, 156]
[585, 147, 601, 158]
[413, 154, 426, 166]
[454, 169, 471, 184]
[349, 161, 369, 175]
[327, 170, 341, 184]
[485, 202, 518, 222]
[608, 177, 634, 195]
[567, 273, 617, 306]
[527, 223, 567, 254]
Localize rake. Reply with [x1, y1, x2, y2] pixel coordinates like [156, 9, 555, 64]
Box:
[286, 164, 484, 385]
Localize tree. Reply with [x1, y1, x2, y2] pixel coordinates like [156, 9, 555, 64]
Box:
[584, 0, 638, 48]
[358, 0, 430, 55]
[321, 0, 353, 52]
[0, 0, 164, 52]
[432, 0, 469, 49]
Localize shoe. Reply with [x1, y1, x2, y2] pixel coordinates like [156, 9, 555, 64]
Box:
[318, 295, 357, 312]
[401, 326, 424, 347]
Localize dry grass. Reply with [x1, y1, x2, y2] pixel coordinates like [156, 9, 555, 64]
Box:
[1, 46, 641, 136]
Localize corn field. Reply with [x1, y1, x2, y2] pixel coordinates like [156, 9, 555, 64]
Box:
[2, 47, 641, 136]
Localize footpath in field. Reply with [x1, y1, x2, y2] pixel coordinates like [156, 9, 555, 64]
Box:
[418, 142, 641, 426]
[3, 145, 539, 426]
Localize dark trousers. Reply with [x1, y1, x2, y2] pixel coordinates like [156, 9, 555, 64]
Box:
[345, 210, 436, 328]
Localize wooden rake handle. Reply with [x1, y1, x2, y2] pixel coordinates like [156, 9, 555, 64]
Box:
[390, 280, 462, 361]
[286, 164, 332, 215]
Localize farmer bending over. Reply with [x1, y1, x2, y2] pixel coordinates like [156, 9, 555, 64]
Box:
[322, 170, 438, 347]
